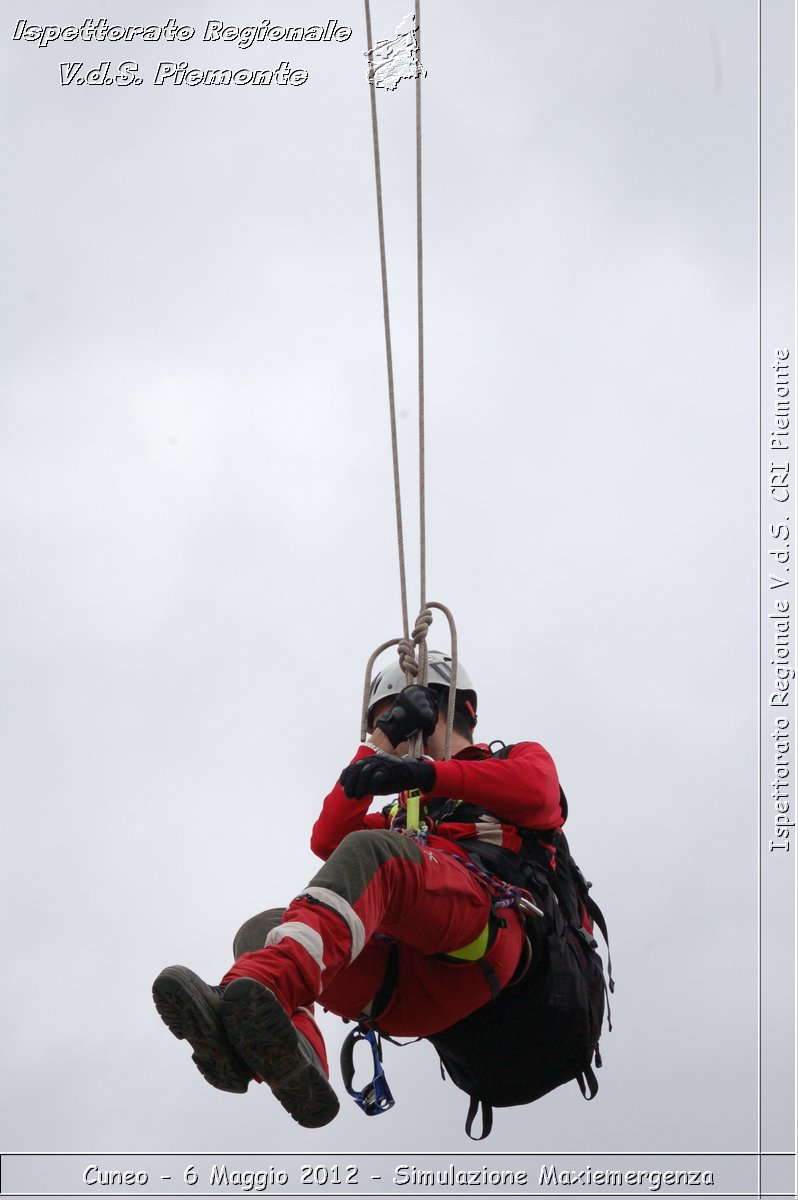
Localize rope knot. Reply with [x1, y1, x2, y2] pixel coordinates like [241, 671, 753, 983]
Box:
[398, 609, 433, 685]
[398, 638, 418, 680]
[411, 607, 433, 646]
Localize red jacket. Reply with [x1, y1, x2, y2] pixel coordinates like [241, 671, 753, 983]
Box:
[310, 741, 563, 863]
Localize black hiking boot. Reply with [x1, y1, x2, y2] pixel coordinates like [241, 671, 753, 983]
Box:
[221, 977, 340, 1128]
[152, 965, 253, 1094]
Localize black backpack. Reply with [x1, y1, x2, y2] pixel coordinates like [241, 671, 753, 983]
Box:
[424, 744, 613, 1139]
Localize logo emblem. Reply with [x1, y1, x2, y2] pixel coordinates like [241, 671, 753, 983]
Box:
[365, 12, 426, 91]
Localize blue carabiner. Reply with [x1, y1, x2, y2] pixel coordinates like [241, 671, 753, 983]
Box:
[339, 1025, 395, 1116]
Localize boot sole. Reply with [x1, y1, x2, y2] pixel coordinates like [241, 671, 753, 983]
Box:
[221, 978, 339, 1128]
[153, 965, 252, 1094]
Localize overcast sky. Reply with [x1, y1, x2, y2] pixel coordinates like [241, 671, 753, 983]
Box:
[1, 0, 786, 1172]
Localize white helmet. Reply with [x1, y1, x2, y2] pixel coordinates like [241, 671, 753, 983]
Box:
[367, 650, 477, 726]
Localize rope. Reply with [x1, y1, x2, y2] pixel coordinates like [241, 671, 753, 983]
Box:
[415, 0, 427, 613]
[360, 637, 402, 743]
[361, 4, 462, 762]
[452, 854, 545, 920]
[363, 0, 427, 648]
[363, 0, 410, 643]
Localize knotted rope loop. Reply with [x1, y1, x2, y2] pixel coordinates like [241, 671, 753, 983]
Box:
[411, 607, 433, 647]
[361, 603, 462, 759]
[396, 606, 433, 683]
[398, 638, 419, 682]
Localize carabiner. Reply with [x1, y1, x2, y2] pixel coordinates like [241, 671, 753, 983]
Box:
[339, 1025, 395, 1116]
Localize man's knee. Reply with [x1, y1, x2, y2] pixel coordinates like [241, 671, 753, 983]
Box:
[308, 828, 423, 907]
[335, 828, 422, 865]
[233, 907, 286, 957]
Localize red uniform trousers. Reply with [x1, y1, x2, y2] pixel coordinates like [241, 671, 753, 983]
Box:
[222, 829, 524, 1073]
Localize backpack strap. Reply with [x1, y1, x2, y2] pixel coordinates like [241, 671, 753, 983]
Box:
[585, 894, 614, 993]
[575, 1063, 599, 1100]
[465, 1096, 494, 1140]
[476, 956, 502, 1000]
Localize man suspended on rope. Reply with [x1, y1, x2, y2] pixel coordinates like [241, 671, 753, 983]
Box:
[152, 652, 568, 1129]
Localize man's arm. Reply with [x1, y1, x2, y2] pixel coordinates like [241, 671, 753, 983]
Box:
[310, 743, 390, 861]
[430, 741, 563, 830]
[333, 741, 564, 832]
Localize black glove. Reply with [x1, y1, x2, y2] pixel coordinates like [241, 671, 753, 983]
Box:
[375, 684, 439, 748]
[340, 754, 435, 799]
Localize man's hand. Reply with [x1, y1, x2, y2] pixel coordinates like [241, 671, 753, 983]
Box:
[340, 754, 435, 799]
[375, 685, 439, 749]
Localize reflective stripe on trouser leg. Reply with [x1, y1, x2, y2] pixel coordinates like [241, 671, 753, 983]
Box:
[298, 887, 365, 959]
[264, 922, 326, 970]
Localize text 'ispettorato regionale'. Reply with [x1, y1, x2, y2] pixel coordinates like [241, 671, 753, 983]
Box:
[13, 18, 354, 87]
